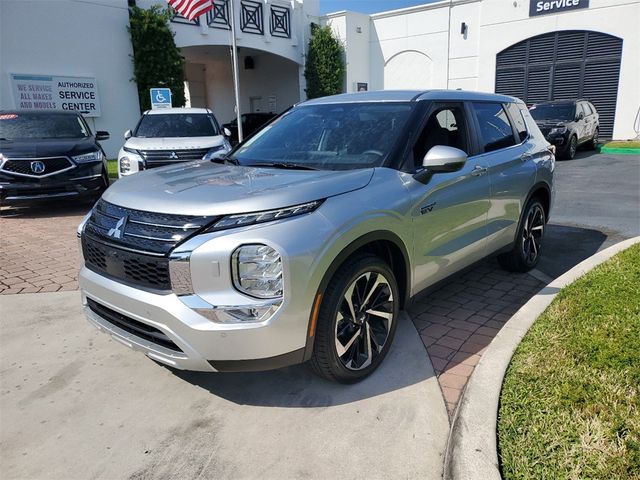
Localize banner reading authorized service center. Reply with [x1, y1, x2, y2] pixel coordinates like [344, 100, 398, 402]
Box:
[10, 74, 101, 117]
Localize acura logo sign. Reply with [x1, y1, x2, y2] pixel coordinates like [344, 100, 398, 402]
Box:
[30, 161, 46, 174]
[107, 216, 127, 239]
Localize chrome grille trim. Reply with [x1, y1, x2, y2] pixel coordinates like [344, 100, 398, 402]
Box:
[0, 156, 76, 179]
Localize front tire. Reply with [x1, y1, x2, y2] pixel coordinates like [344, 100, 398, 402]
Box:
[497, 198, 546, 273]
[561, 135, 577, 160]
[310, 254, 399, 383]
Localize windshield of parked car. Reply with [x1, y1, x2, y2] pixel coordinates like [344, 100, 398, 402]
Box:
[134, 113, 219, 138]
[0, 112, 89, 139]
[229, 103, 414, 170]
[529, 104, 575, 121]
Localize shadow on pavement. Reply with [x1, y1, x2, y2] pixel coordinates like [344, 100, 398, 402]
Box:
[171, 315, 434, 408]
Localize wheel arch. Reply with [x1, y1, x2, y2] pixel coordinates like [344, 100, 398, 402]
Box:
[302, 230, 412, 361]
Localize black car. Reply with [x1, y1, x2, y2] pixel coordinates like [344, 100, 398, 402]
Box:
[0, 111, 110, 207]
[222, 112, 277, 144]
[529, 99, 599, 159]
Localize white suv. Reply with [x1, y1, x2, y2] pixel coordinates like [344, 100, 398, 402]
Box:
[117, 108, 231, 177]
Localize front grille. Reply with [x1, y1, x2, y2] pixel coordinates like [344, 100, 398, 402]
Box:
[84, 199, 215, 255]
[87, 298, 183, 353]
[82, 200, 216, 291]
[139, 148, 209, 166]
[1, 157, 74, 177]
[83, 238, 171, 291]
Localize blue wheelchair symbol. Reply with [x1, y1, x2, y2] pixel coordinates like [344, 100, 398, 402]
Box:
[150, 88, 172, 108]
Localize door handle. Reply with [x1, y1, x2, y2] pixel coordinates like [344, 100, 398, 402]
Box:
[471, 165, 488, 177]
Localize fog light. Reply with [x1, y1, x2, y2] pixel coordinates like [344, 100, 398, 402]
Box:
[232, 244, 283, 299]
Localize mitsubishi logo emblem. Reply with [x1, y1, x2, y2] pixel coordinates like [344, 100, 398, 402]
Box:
[31, 161, 46, 174]
[107, 216, 127, 239]
[169, 151, 178, 159]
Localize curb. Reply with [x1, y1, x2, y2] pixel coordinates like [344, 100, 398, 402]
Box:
[444, 236, 640, 480]
[599, 147, 640, 155]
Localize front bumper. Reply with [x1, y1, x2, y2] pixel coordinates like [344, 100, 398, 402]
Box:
[79, 209, 336, 372]
[0, 162, 106, 205]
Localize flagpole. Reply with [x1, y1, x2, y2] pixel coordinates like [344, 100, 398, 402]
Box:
[228, 0, 243, 142]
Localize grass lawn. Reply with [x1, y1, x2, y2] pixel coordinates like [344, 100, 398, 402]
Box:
[603, 141, 640, 149]
[107, 159, 118, 179]
[498, 244, 640, 480]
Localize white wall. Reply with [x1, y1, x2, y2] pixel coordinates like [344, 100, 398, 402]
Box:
[0, 0, 141, 157]
[323, 0, 640, 139]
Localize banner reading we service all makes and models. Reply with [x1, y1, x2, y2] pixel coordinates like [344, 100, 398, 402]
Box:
[10, 74, 101, 117]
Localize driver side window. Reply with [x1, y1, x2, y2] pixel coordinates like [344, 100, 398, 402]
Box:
[413, 106, 468, 169]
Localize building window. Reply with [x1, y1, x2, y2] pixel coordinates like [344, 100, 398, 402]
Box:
[270, 5, 291, 38]
[240, 0, 263, 35]
[207, 0, 230, 30]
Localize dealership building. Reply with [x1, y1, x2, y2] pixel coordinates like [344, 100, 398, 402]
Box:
[1, 0, 639, 157]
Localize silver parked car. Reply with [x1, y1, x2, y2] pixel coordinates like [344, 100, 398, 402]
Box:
[78, 90, 554, 383]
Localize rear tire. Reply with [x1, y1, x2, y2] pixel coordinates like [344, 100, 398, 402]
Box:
[497, 198, 546, 273]
[310, 254, 399, 383]
[589, 128, 599, 150]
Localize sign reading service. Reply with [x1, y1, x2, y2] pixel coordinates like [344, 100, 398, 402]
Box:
[10, 74, 101, 116]
[530, 0, 589, 16]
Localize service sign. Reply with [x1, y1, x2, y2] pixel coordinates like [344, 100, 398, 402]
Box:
[10, 74, 101, 117]
[530, 0, 589, 17]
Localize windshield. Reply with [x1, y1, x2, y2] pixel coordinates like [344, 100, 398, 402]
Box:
[0, 112, 89, 139]
[135, 113, 220, 138]
[529, 104, 575, 121]
[230, 102, 414, 170]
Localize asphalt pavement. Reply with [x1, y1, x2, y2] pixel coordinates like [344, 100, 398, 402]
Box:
[537, 150, 639, 279]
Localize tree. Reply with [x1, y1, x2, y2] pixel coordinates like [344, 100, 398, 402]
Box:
[128, 5, 185, 112]
[304, 24, 345, 99]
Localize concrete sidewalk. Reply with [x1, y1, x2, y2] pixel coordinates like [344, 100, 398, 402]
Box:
[0, 292, 449, 480]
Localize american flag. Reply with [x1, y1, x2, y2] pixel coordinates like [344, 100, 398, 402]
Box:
[167, 0, 214, 21]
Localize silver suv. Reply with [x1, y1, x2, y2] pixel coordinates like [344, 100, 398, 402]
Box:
[78, 90, 554, 383]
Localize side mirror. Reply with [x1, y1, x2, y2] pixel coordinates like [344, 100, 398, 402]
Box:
[223, 127, 232, 137]
[414, 145, 467, 183]
[124, 129, 132, 140]
[95, 131, 110, 141]
[576, 112, 585, 121]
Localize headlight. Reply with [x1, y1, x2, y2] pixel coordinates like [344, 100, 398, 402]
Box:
[202, 145, 228, 161]
[72, 150, 103, 163]
[119, 156, 132, 174]
[208, 200, 323, 231]
[550, 126, 567, 135]
[232, 244, 283, 299]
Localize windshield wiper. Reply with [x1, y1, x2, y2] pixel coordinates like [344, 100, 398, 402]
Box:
[246, 162, 319, 171]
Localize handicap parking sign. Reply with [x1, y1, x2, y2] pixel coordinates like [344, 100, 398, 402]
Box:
[150, 88, 172, 109]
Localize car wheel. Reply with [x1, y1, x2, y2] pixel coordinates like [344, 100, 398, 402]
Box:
[310, 254, 399, 383]
[589, 128, 599, 150]
[497, 198, 546, 273]
[562, 135, 577, 160]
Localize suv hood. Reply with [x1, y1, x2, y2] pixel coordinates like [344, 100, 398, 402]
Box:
[124, 136, 225, 151]
[0, 137, 98, 158]
[102, 161, 374, 216]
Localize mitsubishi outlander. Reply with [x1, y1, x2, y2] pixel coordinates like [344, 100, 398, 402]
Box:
[78, 90, 555, 383]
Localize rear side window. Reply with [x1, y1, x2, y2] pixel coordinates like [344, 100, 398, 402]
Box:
[505, 103, 528, 143]
[583, 102, 593, 115]
[473, 103, 516, 153]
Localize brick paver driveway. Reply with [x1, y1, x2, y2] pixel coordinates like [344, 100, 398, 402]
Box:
[0, 204, 89, 294]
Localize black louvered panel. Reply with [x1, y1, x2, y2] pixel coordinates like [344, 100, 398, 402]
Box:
[556, 31, 586, 62]
[496, 31, 623, 138]
[527, 34, 555, 64]
[496, 42, 527, 69]
[526, 68, 552, 104]
[552, 64, 581, 99]
[586, 32, 622, 58]
[495, 68, 525, 100]
[583, 61, 621, 138]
